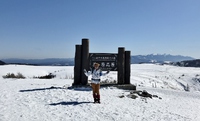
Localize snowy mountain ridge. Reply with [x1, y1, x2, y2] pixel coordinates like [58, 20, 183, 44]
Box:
[1, 54, 195, 66]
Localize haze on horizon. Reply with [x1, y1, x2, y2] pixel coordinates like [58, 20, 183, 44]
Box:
[0, 0, 200, 59]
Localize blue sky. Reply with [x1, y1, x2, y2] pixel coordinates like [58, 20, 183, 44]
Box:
[0, 0, 200, 59]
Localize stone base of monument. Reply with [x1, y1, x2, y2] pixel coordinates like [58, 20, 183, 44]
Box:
[69, 83, 136, 90]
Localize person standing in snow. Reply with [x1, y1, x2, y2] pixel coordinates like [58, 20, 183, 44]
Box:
[84, 63, 110, 103]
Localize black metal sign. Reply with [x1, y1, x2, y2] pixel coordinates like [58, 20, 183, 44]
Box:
[89, 53, 118, 71]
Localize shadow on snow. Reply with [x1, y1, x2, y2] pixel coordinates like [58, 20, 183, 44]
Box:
[68, 87, 92, 91]
[19, 86, 92, 92]
[19, 86, 64, 92]
[49, 101, 92, 106]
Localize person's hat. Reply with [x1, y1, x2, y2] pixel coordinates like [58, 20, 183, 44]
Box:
[93, 62, 100, 67]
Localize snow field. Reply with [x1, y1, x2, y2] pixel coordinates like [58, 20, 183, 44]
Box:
[0, 64, 200, 121]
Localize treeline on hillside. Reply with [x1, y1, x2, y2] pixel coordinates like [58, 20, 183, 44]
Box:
[173, 59, 200, 67]
[0, 60, 6, 65]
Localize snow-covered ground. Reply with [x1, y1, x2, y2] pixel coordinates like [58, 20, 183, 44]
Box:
[0, 64, 200, 121]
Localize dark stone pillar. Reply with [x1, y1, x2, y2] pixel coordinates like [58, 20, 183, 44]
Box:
[73, 45, 82, 86]
[125, 51, 131, 84]
[81, 39, 89, 85]
[118, 47, 125, 84]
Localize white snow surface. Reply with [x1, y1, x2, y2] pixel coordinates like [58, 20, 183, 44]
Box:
[0, 64, 200, 121]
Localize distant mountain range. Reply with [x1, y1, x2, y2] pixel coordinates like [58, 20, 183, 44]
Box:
[1, 58, 74, 66]
[131, 54, 194, 64]
[1, 54, 195, 66]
